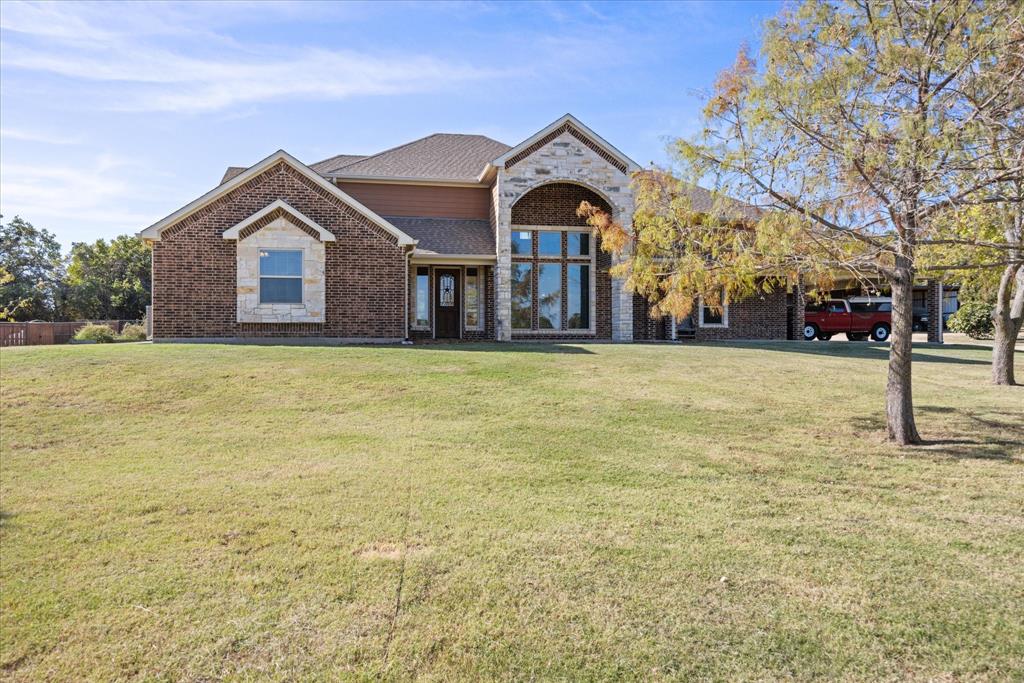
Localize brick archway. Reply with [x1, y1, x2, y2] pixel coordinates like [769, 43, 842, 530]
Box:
[510, 182, 614, 226]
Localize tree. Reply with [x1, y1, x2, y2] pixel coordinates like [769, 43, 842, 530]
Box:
[64, 235, 151, 321]
[0, 215, 65, 321]
[924, 201, 1023, 384]
[585, 1, 1024, 444]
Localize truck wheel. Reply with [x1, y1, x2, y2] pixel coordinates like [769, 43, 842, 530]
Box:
[871, 324, 890, 342]
[803, 323, 818, 341]
[848, 332, 868, 341]
[817, 332, 833, 341]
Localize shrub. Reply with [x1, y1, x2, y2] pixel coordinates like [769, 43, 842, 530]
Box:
[73, 323, 116, 343]
[947, 300, 994, 339]
[118, 323, 147, 341]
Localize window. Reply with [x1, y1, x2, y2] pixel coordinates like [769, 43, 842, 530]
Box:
[699, 291, 728, 327]
[538, 264, 561, 329]
[510, 228, 593, 332]
[567, 264, 590, 329]
[827, 301, 847, 313]
[439, 274, 455, 307]
[511, 263, 532, 329]
[538, 231, 561, 257]
[259, 250, 302, 304]
[414, 267, 429, 328]
[465, 267, 482, 330]
[851, 301, 891, 313]
[511, 231, 532, 255]
[567, 232, 590, 256]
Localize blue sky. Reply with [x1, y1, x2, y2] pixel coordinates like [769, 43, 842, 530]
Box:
[0, 0, 779, 249]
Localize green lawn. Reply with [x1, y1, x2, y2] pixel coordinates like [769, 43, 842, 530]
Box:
[1, 341, 1021, 681]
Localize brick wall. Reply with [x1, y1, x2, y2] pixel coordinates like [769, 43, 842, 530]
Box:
[510, 183, 610, 227]
[633, 294, 670, 340]
[694, 290, 789, 341]
[152, 161, 406, 339]
[631, 289, 789, 341]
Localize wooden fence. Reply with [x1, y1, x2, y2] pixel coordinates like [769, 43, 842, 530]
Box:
[0, 320, 135, 347]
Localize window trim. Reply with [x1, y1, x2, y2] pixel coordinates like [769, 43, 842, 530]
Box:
[411, 266, 431, 331]
[258, 248, 303, 305]
[510, 225, 596, 334]
[698, 292, 729, 328]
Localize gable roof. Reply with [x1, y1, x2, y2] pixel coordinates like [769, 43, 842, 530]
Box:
[492, 114, 641, 175]
[222, 199, 336, 241]
[139, 150, 416, 246]
[326, 134, 511, 183]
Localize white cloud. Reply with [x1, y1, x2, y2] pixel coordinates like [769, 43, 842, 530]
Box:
[0, 127, 80, 145]
[0, 156, 160, 235]
[0, 1, 506, 113]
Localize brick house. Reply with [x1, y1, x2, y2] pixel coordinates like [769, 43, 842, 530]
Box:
[139, 114, 795, 343]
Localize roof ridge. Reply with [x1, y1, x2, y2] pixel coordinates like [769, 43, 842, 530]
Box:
[335, 133, 446, 172]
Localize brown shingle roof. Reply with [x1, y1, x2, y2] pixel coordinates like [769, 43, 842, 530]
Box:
[220, 166, 247, 184]
[309, 154, 367, 174]
[328, 134, 510, 182]
[383, 216, 494, 256]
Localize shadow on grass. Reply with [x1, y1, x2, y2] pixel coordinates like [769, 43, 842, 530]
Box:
[854, 407, 1023, 463]
[404, 342, 596, 354]
[693, 340, 1000, 366]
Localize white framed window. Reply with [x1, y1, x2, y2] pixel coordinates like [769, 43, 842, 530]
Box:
[464, 267, 483, 330]
[699, 291, 728, 328]
[413, 266, 430, 329]
[259, 249, 302, 304]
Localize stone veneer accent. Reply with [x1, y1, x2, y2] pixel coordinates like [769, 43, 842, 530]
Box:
[151, 161, 407, 339]
[235, 217, 325, 323]
[495, 129, 634, 342]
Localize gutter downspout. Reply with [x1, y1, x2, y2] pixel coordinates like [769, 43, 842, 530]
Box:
[403, 245, 413, 343]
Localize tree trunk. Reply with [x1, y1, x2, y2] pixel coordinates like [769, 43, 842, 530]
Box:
[886, 258, 922, 445]
[991, 264, 1024, 386]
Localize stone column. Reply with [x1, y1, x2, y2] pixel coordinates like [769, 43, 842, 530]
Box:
[609, 208, 634, 342]
[610, 254, 634, 342]
[789, 276, 806, 341]
[926, 278, 943, 344]
[494, 180, 512, 341]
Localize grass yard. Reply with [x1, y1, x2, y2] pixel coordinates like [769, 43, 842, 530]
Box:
[1, 341, 1022, 681]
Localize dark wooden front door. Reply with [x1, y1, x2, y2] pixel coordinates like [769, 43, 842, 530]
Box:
[434, 268, 460, 338]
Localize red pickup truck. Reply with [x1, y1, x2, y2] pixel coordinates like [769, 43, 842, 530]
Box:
[804, 298, 892, 342]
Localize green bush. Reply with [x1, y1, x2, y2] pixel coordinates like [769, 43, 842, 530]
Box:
[947, 300, 994, 339]
[73, 323, 117, 343]
[118, 323, 147, 341]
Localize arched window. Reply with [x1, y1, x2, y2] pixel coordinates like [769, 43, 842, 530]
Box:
[509, 183, 609, 333]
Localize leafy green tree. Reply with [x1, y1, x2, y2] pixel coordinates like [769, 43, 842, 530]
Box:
[584, 1, 1023, 444]
[64, 235, 151, 321]
[0, 215, 65, 321]
[924, 201, 1023, 384]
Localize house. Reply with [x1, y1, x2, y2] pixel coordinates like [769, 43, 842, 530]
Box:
[139, 114, 795, 343]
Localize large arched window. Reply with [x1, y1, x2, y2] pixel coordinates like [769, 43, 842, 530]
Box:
[510, 183, 611, 333]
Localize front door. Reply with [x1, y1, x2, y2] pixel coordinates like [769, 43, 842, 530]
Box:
[434, 268, 460, 338]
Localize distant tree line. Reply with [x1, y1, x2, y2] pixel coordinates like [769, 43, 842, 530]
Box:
[0, 215, 151, 322]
